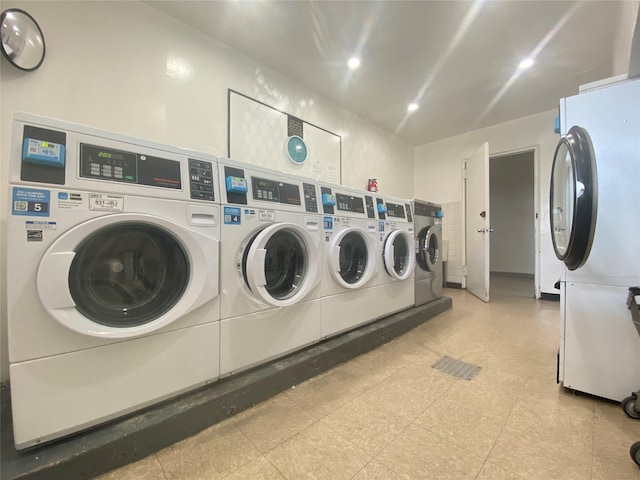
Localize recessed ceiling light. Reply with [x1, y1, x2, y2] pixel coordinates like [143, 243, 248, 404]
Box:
[348, 57, 360, 69]
[407, 103, 419, 112]
[518, 57, 534, 70]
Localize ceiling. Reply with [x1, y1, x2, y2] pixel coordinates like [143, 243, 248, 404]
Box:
[148, 1, 626, 146]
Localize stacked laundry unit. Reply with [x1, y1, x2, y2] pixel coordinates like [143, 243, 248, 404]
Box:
[317, 182, 380, 338]
[7, 113, 222, 449]
[217, 158, 324, 376]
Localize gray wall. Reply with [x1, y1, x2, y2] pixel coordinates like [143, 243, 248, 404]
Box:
[489, 151, 535, 274]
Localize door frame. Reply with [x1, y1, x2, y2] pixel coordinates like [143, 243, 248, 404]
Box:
[462, 144, 541, 298]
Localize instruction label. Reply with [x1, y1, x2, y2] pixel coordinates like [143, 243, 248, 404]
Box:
[26, 221, 56, 231]
[12, 187, 50, 217]
[224, 206, 241, 225]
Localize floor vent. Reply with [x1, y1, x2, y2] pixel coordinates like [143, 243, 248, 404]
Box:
[432, 356, 481, 380]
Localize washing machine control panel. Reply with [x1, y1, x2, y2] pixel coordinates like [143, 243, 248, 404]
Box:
[405, 203, 413, 223]
[336, 193, 365, 214]
[302, 182, 319, 213]
[365, 196, 375, 219]
[80, 144, 182, 191]
[189, 159, 215, 201]
[252, 176, 301, 206]
[414, 202, 443, 218]
[385, 202, 406, 219]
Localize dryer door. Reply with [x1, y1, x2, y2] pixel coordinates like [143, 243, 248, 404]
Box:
[37, 213, 219, 338]
[328, 227, 377, 289]
[550, 125, 597, 271]
[382, 229, 416, 280]
[416, 225, 441, 272]
[243, 222, 320, 307]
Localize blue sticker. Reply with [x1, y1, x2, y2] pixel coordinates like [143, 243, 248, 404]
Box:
[12, 187, 50, 217]
[224, 206, 241, 225]
[378, 221, 385, 232]
[324, 216, 333, 230]
[58, 192, 68, 200]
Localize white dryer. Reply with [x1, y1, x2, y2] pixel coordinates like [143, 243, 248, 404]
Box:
[218, 158, 322, 376]
[318, 183, 379, 338]
[374, 194, 416, 318]
[412, 200, 443, 306]
[7, 113, 221, 449]
[551, 77, 640, 401]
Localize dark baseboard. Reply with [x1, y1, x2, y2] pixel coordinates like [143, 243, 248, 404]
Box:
[445, 282, 462, 289]
[540, 293, 560, 301]
[1, 297, 452, 480]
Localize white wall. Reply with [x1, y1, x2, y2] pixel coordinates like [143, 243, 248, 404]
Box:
[612, 1, 640, 75]
[490, 152, 535, 275]
[0, 1, 413, 383]
[414, 110, 563, 293]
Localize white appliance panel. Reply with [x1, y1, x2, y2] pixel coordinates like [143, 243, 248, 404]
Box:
[564, 282, 640, 401]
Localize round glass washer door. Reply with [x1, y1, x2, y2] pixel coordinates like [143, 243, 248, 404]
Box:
[37, 213, 220, 338]
[328, 228, 376, 289]
[550, 125, 597, 271]
[243, 222, 320, 307]
[382, 229, 416, 280]
[416, 226, 441, 272]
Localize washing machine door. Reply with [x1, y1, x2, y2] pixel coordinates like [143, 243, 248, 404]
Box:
[243, 222, 320, 307]
[416, 225, 441, 272]
[37, 213, 219, 338]
[382, 229, 416, 280]
[550, 125, 598, 271]
[328, 227, 377, 289]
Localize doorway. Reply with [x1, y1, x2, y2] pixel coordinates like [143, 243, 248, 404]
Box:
[489, 150, 535, 297]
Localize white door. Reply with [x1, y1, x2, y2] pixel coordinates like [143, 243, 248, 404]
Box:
[465, 143, 490, 302]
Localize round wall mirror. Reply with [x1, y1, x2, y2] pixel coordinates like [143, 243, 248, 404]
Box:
[1, 8, 45, 71]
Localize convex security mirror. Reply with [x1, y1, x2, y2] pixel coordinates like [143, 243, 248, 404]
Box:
[1, 8, 45, 71]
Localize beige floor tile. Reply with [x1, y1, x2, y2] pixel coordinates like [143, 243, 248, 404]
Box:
[265, 421, 370, 480]
[436, 332, 489, 362]
[222, 456, 286, 480]
[351, 460, 403, 479]
[488, 397, 593, 480]
[467, 365, 528, 396]
[321, 395, 411, 456]
[377, 424, 484, 480]
[415, 380, 516, 458]
[232, 392, 316, 453]
[362, 368, 456, 422]
[94, 454, 166, 480]
[285, 360, 387, 419]
[352, 346, 411, 378]
[475, 461, 526, 480]
[441, 378, 518, 417]
[476, 349, 534, 379]
[374, 334, 438, 366]
[592, 406, 640, 480]
[156, 419, 260, 480]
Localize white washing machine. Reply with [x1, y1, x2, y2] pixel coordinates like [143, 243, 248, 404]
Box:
[551, 77, 640, 401]
[412, 200, 443, 306]
[374, 194, 416, 318]
[7, 113, 221, 449]
[218, 158, 323, 376]
[318, 183, 379, 338]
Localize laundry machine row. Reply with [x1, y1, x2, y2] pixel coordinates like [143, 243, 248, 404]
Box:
[6, 114, 424, 450]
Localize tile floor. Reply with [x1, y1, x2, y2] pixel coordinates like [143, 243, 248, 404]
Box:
[490, 272, 535, 298]
[96, 289, 640, 480]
